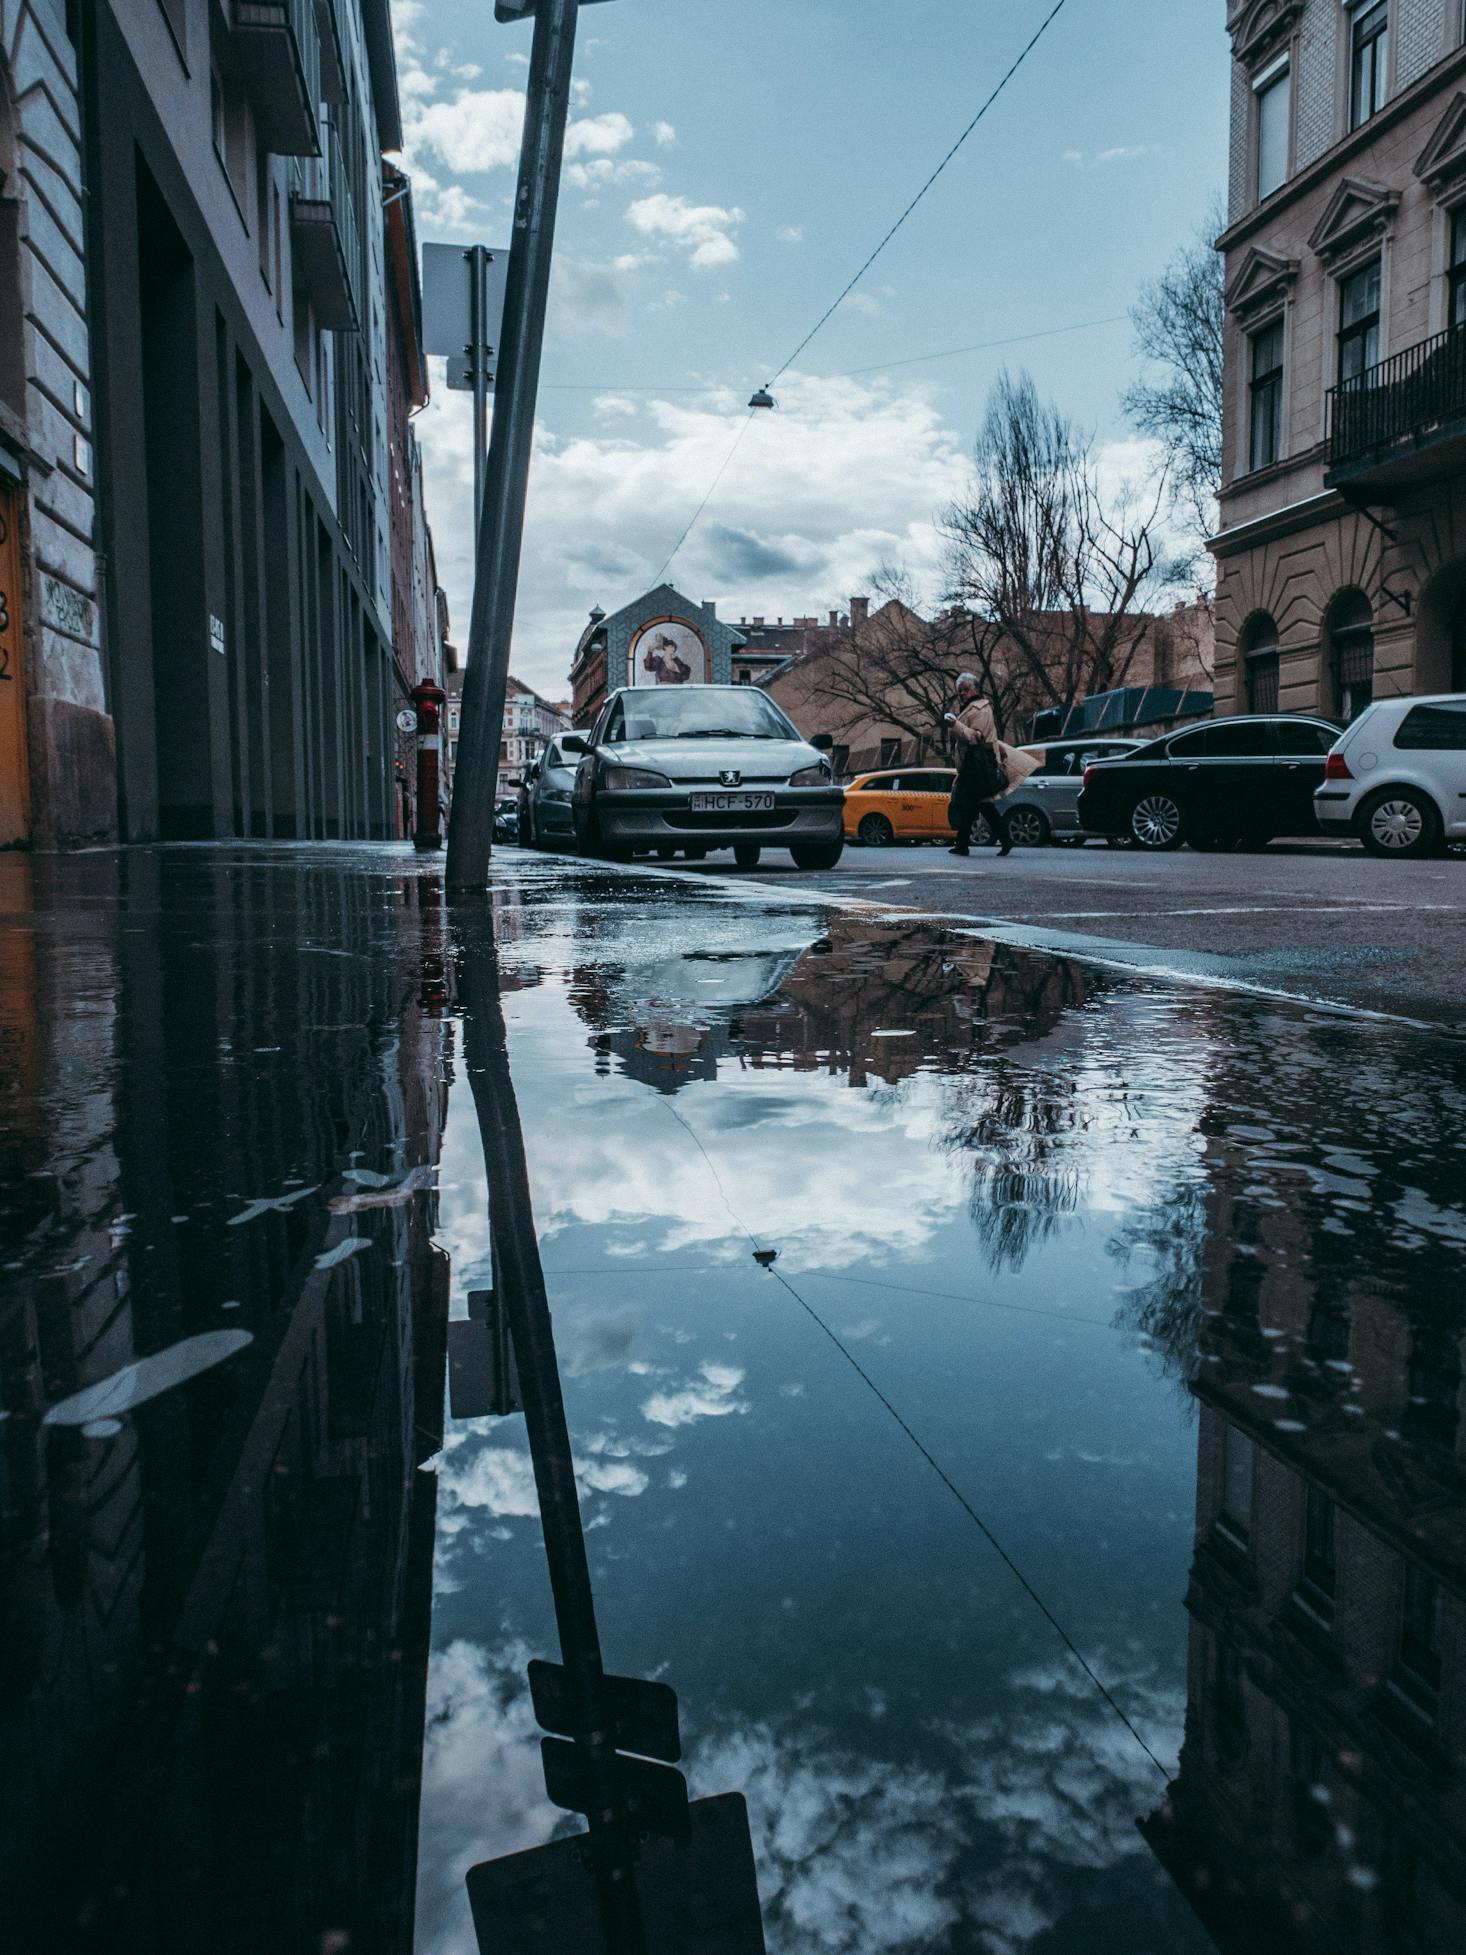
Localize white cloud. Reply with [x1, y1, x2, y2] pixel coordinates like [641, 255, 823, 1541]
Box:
[565, 109, 635, 157]
[414, 368, 972, 701]
[565, 155, 661, 194]
[654, 120, 678, 146]
[641, 1360, 748, 1428]
[778, 225, 805, 244]
[626, 192, 746, 269]
[409, 87, 526, 174]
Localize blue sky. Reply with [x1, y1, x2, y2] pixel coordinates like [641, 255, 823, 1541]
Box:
[394, 0, 1229, 698]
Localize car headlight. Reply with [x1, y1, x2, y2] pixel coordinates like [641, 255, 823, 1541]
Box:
[788, 763, 831, 787]
[603, 765, 671, 791]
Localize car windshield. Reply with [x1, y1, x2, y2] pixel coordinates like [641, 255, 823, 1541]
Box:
[614, 689, 796, 741]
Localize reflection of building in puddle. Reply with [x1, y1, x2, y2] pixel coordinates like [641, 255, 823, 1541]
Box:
[739, 917, 1097, 1087]
[572, 916, 1099, 1096]
[0, 852, 451, 1953]
[1145, 1186, 1466, 1952]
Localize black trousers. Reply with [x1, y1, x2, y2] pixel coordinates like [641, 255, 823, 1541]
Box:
[955, 800, 1010, 849]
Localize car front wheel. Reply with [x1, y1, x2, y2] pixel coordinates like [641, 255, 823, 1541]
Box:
[857, 813, 894, 847]
[1129, 794, 1185, 850]
[1357, 788, 1441, 859]
[790, 841, 844, 870]
[734, 843, 761, 868]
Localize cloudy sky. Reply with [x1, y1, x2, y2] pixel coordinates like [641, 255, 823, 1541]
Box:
[393, 0, 1228, 700]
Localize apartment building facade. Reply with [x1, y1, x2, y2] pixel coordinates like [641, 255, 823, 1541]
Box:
[1215, 0, 1466, 720]
[74, 0, 418, 842]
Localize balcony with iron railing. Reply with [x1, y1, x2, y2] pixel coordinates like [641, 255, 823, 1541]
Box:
[1326, 322, 1466, 496]
[231, 0, 322, 156]
[290, 118, 359, 333]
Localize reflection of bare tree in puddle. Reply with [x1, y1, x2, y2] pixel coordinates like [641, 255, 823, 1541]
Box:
[945, 1075, 1085, 1274]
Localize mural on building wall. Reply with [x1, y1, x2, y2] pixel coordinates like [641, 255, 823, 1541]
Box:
[631, 618, 708, 686]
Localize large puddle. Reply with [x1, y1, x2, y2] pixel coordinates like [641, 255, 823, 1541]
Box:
[2, 847, 1464, 1954]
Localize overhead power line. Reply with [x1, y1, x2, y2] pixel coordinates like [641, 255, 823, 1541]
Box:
[651, 409, 757, 586]
[536, 312, 1129, 393]
[649, 0, 1074, 582]
[767, 0, 1073, 384]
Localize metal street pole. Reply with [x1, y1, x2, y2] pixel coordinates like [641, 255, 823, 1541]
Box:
[470, 245, 487, 540]
[445, 0, 582, 891]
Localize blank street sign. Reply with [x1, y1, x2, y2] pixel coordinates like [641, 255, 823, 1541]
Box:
[420, 242, 508, 363]
[529, 1659, 682, 1762]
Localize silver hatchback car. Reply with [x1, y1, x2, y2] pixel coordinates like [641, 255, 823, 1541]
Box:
[566, 684, 845, 869]
[993, 737, 1144, 845]
[1313, 693, 1466, 857]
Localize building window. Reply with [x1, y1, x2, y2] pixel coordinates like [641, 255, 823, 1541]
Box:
[1220, 1424, 1254, 1542]
[1300, 1485, 1337, 1612]
[294, 290, 314, 396]
[1241, 611, 1281, 712]
[1248, 650, 1280, 712]
[1350, 3, 1389, 131]
[1328, 588, 1374, 721]
[1338, 259, 1381, 386]
[1249, 320, 1284, 470]
[1449, 206, 1466, 331]
[878, 737, 901, 767]
[1255, 61, 1291, 201]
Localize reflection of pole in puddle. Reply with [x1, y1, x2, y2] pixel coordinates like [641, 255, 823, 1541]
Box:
[454, 903, 766, 1954]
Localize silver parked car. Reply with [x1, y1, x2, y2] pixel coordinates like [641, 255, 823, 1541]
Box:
[517, 734, 579, 849]
[989, 737, 1144, 845]
[566, 684, 845, 869]
[1313, 693, 1466, 857]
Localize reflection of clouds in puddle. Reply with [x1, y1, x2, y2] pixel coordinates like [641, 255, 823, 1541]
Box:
[441, 1440, 651, 1520]
[642, 1360, 747, 1428]
[691, 1656, 1181, 1955]
[529, 1075, 968, 1267]
[414, 1639, 561, 1955]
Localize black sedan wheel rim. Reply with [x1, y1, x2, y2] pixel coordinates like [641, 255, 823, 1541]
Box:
[1131, 795, 1181, 847]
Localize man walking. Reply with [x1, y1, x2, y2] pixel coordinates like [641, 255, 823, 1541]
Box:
[944, 675, 1039, 857]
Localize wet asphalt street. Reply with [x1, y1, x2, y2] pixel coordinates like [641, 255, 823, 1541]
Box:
[709, 840, 1466, 1027]
[3, 842, 1466, 1955]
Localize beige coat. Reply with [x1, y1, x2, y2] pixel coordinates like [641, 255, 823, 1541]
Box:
[949, 698, 1040, 787]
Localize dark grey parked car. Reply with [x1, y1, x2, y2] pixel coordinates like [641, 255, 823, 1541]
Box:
[517, 734, 579, 849]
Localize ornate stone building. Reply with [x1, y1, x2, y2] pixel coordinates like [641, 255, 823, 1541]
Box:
[1214, 1, 1466, 720]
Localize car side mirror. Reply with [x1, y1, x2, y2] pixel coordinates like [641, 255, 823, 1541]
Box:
[809, 732, 834, 752]
[561, 734, 591, 755]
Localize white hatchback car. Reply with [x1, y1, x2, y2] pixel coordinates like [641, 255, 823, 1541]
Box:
[1314, 694, 1466, 857]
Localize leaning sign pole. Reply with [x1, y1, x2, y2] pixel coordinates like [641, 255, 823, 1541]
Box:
[445, 0, 587, 892]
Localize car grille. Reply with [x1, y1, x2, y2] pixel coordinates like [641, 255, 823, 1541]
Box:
[663, 809, 797, 831]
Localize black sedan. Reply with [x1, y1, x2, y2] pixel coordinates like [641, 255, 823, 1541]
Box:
[1074, 714, 1341, 851]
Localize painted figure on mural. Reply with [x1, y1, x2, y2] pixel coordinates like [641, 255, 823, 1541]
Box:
[643, 631, 693, 684]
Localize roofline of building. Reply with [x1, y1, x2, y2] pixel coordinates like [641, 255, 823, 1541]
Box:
[362, 0, 405, 154]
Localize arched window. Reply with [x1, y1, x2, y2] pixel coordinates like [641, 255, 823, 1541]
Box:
[1327, 589, 1374, 723]
[1241, 611, 1280, 714]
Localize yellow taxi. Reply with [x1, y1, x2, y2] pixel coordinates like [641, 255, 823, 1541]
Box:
[843, 767, 957, 846]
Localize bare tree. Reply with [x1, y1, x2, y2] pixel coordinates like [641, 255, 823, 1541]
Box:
[941, 370, 1170, 725]
[1122, 198, 1226, 558]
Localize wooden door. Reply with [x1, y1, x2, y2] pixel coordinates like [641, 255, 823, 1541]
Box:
[0, 478, 28, 845]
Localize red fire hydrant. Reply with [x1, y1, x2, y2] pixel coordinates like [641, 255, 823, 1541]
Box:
[411, 679, 446, 852]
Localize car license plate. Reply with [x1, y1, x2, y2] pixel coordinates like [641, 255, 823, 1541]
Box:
[689, 792, 774, 813]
